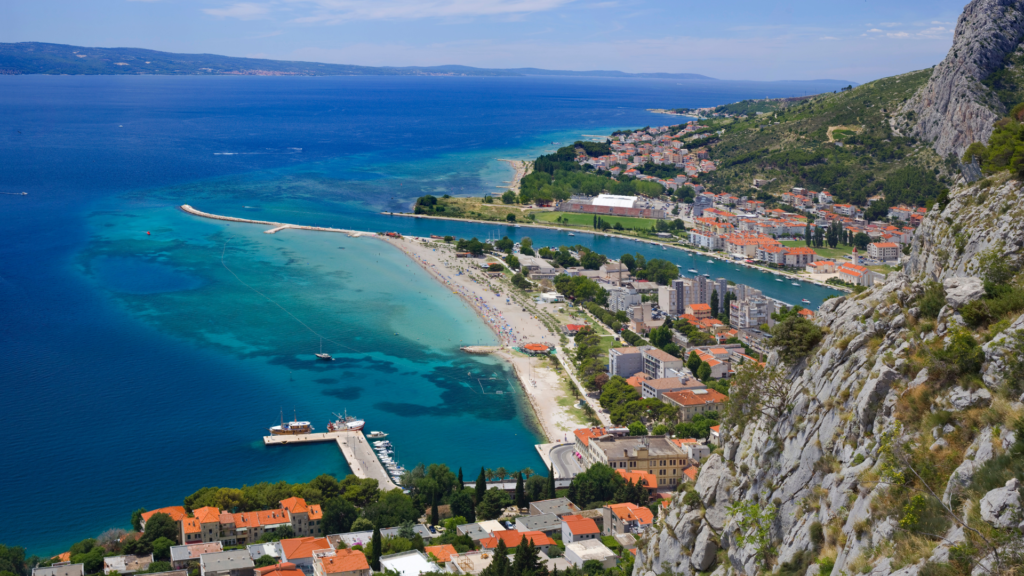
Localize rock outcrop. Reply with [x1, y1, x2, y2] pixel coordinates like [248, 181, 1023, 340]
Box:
[634, 176, 1024, 575]
[900, 0, 1024, 158]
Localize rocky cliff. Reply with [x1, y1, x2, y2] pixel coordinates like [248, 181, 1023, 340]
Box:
[900, 0, 1024, 158]
[635, 178, 1024, 575]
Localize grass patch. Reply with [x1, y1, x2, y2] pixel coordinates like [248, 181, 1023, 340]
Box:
[780, 240, 854, 260]
[533, 211, 664, 231]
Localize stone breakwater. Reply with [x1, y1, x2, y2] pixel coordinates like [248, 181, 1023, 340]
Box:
[179, 205, 363, 236]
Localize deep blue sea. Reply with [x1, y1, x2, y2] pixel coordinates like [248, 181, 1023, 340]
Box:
[0, 75, 845, 555]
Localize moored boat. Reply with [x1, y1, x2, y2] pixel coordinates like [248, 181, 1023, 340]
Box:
[269, 410, 314, 435]
[802, 298, 811, 304]
[367, 431, 389, 439]
[327, 410, 365, 432]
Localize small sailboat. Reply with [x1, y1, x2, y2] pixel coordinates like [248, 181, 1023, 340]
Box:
[316, 338, 333, 361]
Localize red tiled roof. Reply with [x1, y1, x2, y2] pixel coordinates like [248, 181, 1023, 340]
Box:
[574, 427, 607, 447]
[424, 545, 458, 563]
[319, 550, 370, 574]
[662, 389, 728, 407]
[280, 537, 331, 561]
[605, 503, 654, 525]
[257, 563, 305, 576]
[194, 506, 221, 524]
[561, 516, 600, 536]
[142, 506, 187, 524]
[682, 467, 698, 481]
[616, 469, 658, 489]
[480, 530, 556, 550]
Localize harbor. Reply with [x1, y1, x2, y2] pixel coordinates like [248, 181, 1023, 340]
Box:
[263, 430, 400, 491]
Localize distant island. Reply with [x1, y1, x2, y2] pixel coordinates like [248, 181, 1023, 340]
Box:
[0, 42, 717, 79]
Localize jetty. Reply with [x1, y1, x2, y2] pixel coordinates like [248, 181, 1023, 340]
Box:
[459, 345, 501, 354]
[180, 205, 363, 237]
[263, 430, 399, 491]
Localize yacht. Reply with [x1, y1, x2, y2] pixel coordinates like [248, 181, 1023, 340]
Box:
[688, 269, 700, 274]
[315, 338, 333, 361]
[802, 299, 811, 304]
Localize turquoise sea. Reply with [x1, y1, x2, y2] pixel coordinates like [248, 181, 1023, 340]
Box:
[0, 75, 847, 555]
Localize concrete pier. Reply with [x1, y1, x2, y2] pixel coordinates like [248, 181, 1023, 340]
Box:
[263, 430, 399, 491]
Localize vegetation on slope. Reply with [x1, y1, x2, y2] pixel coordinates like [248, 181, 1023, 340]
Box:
[695, 70, 951, 211]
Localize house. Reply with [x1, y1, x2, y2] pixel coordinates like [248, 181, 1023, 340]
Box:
[280, 537, 332, 572]
[616, 469, 659, 493]
[561, 515, 601, 543]
[423, 546, 458, 564]
[563, 324, 587, 336]
[662, 389, 728, 422]
[200, 550, 255, 576]
[868, 242, 900, 262]
[585, 435, 689, 489]
[514, 514, 562, 536]
[256, 563, 304, 576]
[805, 261, 836, 274]
[641, 377, 701, 400]
[685, 302, 712, 320]
[529, 497, 581, 518]
[33, 566, 85, 576]
[837, 262, 871, 286]
[671, 439, 710, 460]
[641, 348, 683, 379]
[564, 540, 618, 570]
[602, 503, 654, 535]
[141, 507, 188, 543]
[313, 549, 370, 576]
[709, 425, 721, 443]
[171, 543, 224, 570]
[480, 530, 555, 555]
[446, 551, 495, 576]
[379, 551, 440, 576]
[103, 555, 154, 576]
[608, 347, 645, 378]
[783, 247, 817, 268]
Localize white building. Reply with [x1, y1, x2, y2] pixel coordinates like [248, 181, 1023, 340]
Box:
[564, 540, 618, 570]
[379, 551, 440, 576]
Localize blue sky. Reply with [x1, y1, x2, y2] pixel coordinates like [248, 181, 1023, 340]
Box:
[4, 0, 968, 82]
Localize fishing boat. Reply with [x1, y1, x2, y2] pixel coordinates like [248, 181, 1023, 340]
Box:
[802, 299, 811, 304]
[327, 410, 365, 432]
[269, 410, 314, 435]
[315, 338, 333, 361]
[367, 431, 389, 439]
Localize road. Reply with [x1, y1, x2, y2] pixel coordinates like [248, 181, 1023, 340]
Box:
[549, 443, 585, 479]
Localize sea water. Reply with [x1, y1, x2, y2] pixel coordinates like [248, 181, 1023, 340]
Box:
[0, 75, 848, 554]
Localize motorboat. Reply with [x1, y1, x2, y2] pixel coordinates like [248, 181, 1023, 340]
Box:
[802, 299, 811, 304]
[792, 282, 800, 286]
[776, 278, 784, 282]
[367, 431, 389, 439]
[688, 269, 699, 274]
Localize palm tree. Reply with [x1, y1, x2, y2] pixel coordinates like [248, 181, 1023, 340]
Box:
[495, 467, 508, 481]
[485, 468, 496, 482]
[520, 467, 535, 480]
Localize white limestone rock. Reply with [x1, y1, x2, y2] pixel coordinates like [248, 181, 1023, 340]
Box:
[980, 478, 1022, 527]
[689, 526, 717, 571]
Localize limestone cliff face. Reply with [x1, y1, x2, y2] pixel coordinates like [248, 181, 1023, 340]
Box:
[900, 0, 1024, 158]
[634, 179, 1024, 576]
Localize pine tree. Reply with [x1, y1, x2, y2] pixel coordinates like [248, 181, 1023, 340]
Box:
[476, 467, 487, 504]
[515, 472, 526, 509]
[370, 524, 382, 571]
[481, 540, 510, 576]
[430, 490, 440, 527]
[547, 465, 556, 499]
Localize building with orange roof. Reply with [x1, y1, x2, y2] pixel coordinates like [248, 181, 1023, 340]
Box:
[662, 389, 727, 422]
[798, 309, 814, 318]
[625, 372, 647, 391]
[670, 438, 710, 460]
[805, 260, 836, 274]
[479, 530, 555, 554]
[615, 469, 659, 492]
[867, 242, 900, 262]
[682, 467, 698, 482]
[257, 563, 305, 576]
[685, 302, 712, 319]
[280, 537, 332, 571]
[314, 549, 370, 576]
[709, 425, 721, 443]
[424, 545, 458, 564]
[560, 515, 601, 544]
[602, 503, 654, 535]
[141, 506, 188, 543]
[783, 246, 818, 268]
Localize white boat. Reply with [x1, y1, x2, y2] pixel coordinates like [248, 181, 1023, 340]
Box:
[568, 233, 575, 236]
[367, 431, 389, 439]
[706, 260, 714, 264]
[269, 410, 313, 435]
[702, 273, 710, 277]
[802, 299, 811, 304]
[327, 410, 365, 432]
[792, 282, 800, 286]
[315, 338, 333, 361]
[688, 269, 699, 274]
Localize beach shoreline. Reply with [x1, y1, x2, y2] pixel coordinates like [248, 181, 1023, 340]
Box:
[378, 234, 585, 444]
[380, 211, 853, 293]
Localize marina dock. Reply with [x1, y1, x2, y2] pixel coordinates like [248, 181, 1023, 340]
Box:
[263, 430, 399, 491]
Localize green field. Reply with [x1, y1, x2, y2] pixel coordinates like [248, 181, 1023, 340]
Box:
[533, 211, 663, 230]
[780, 240, 853, 261]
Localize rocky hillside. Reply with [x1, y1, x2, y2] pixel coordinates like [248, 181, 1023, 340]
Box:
[634, 177, 1024, 575]
[900, 0, 1024, 159]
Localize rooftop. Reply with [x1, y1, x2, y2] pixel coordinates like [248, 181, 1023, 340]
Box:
[280, 537, 331, 561]
[379, 550, 440, 576]
[663, 388, 728, 407]
[170, 543, 224, 563]
[515, 514, 562, 532]
[561, 516, 600, 536]
[592, 435, 687, 458]
[529, 497, 580, 517]
[642, 348, 681, 362]
[564, 540, 617, 562]
[318, 550, 370, 574]
[605, 503, 654, 525]
[200, 550, 255, 572]
[424, 545, 458, 564]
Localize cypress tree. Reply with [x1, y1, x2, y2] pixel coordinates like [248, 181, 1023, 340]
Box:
[804, 222, 811, 247]
[547, 465, 556, 499]
[370, 524, 382, 571]
[430, 490, 440, 527]
[514, 472, 526, 509]
[475, 467, 487, 504]
[458, 467, 464, 489]
[710, 289, 719, 318]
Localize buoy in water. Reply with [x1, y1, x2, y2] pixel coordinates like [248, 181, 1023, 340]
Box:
[146, 231, 150, 235]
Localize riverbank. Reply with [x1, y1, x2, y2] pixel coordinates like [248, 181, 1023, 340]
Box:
[382, 211, 853, 293]
[379, 234, 585, 443]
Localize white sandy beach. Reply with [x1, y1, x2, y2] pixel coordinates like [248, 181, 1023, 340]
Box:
[380, 234, 586, 443]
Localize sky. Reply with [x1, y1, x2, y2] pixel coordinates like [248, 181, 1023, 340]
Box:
[3, 0, 970, 82]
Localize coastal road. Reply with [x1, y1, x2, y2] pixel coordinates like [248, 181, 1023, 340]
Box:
[549, 443, 585, 479]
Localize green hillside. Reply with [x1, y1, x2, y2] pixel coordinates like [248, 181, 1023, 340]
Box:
[693, 69, 951, 212]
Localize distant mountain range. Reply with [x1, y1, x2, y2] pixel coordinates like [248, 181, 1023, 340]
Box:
[0, 42, 717, 79]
